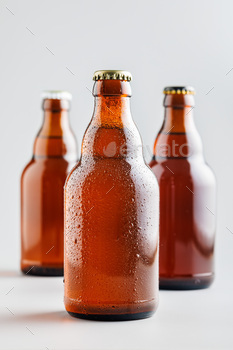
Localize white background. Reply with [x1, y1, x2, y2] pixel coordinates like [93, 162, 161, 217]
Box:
[0, 0, 233, 349]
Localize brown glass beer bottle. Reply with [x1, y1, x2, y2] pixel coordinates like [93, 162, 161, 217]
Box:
[64, 70, 159, 320]
[21, 91, 77, 276]
[150, 87, 216, 289]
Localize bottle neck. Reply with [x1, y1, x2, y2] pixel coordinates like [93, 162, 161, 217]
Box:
[81, 80, 143, 160]
[39, 109, 70, 137]
[161, 106, 195, 133]
[154, 104, 203, 160]
[92, 96, 131, 128]
[33, 99, 77, 159]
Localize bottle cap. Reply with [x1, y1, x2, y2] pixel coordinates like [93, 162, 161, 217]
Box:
[163, 86, 195, 95]
[41, 91, 72, 101]
[93, 70, 132, 81]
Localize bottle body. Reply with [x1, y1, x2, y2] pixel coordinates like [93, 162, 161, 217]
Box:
[149, 87, 216, 289]
[21, 95, 77, 276]
[64, 74, 159, 320]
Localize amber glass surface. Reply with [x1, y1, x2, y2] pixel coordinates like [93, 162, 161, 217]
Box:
[21, 98, 77, 276]
[64, 79, 159, 320]
[149, 91, 216, 290]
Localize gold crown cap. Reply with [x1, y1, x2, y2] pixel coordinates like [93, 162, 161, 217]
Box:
[93, 70, 132, 81]
[163, 86, 195, 95]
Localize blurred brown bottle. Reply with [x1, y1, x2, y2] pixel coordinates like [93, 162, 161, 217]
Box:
[150, 87, 216, 290]
[21, 91, 78, 276]
[64, 70, 159, 320]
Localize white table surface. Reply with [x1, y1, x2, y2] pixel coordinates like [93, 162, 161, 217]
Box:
[0, 270, 232, 350]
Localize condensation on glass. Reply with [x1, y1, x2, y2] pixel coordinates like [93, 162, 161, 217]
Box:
[21, 91, 78, 276]
[64, 71, 159, 320]
[150, 87, 216, 290]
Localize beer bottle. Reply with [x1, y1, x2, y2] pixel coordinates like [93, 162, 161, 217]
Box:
[21, 91, 78, 276]
[64, 70, 159, 320]
[150, 87, 216, 289]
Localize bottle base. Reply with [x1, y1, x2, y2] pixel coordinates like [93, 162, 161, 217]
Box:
[159, 274, 214, 290]
[21, 265, 63, 276]
[67, 310, 154, 321]
[65, 296, 158, 321]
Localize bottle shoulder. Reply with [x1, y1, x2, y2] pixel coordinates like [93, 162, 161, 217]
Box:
[153, 130, 203, 159]
[150, 157, 216, 186]
[33, 134, 78, 158]
[65, 157, 158, 192]
[21, 157, 76, 181]
[21, 159, 35, 178]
